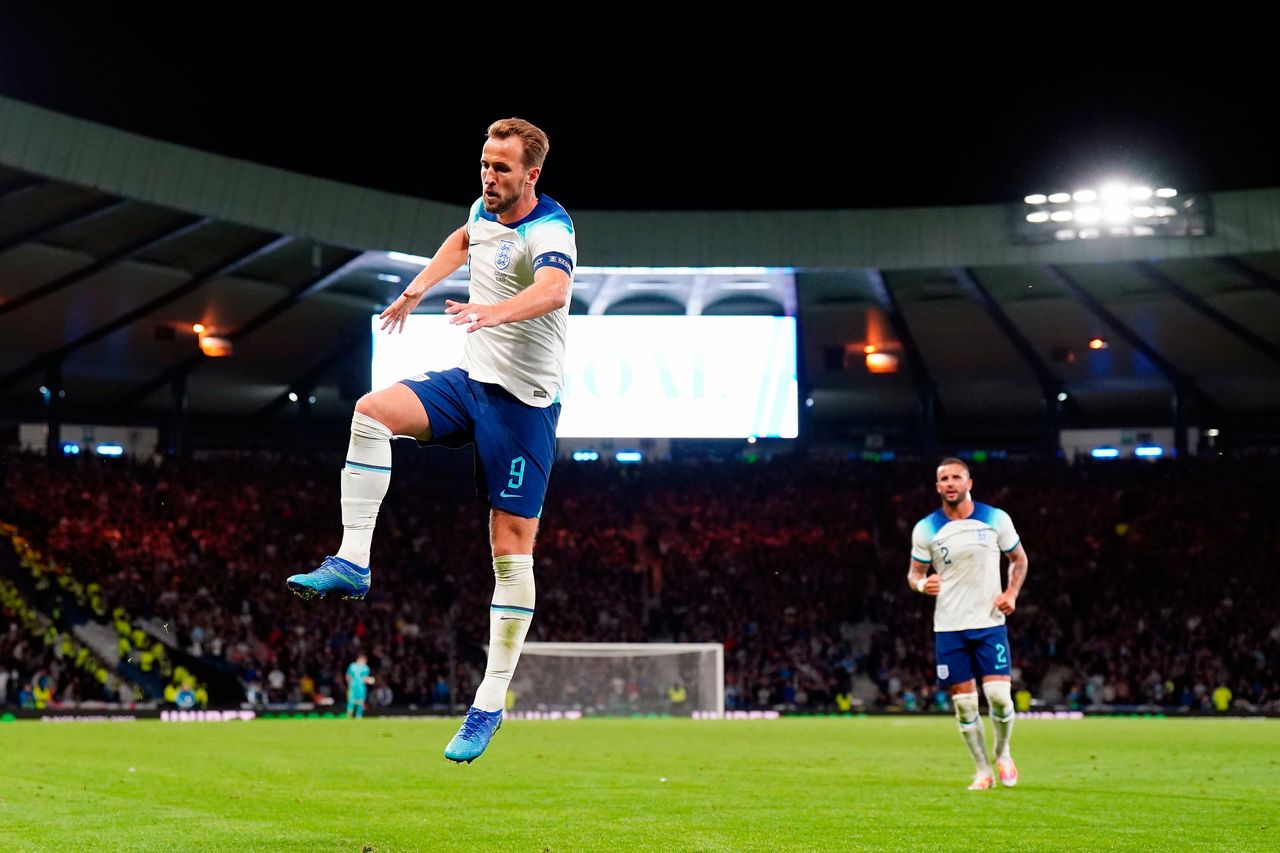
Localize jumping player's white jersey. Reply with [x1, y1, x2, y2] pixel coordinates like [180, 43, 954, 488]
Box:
[460, 194, 576, 408]
[911, 502, 1020, 632]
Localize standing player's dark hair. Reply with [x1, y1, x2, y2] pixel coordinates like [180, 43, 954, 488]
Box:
[936, 457, 970, 477]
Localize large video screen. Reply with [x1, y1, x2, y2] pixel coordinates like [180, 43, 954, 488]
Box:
[371, 315, 798, 438]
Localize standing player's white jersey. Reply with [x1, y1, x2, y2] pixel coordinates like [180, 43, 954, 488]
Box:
[460, 194, 576, 408]
[911, 502, 1020, 632]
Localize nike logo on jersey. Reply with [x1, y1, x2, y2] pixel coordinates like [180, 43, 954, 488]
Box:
[500, 490, 521, 498]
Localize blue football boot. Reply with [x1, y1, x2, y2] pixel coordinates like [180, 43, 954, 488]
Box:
[286, 556, 370, 601]
[444, 707, 503, 763]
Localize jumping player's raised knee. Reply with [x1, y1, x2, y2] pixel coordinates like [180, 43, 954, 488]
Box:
[355, 385, 430, 439]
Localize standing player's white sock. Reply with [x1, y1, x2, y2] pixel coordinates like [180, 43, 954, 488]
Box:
[473, 555, 535, 712]
[953, 692, 991, 771]
[334, 412, 393, 568]
[983, 680, 1015, 759]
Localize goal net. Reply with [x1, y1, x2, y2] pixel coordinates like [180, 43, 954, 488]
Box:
[510, 642, 724, 716]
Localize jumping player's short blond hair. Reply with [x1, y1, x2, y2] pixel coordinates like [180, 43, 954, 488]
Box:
[487, 118, 550, 170]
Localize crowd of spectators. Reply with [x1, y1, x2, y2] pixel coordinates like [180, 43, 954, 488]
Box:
[0, 575, 125, 708]
[1, 447, 1275, 713]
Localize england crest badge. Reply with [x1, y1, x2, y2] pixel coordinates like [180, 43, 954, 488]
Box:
[495, 240, 514, 270]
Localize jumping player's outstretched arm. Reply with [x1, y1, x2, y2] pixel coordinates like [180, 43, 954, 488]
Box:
[993, 543, 1028, 615]
[444, 265, 571, 333]
[379, 225, 471, 333]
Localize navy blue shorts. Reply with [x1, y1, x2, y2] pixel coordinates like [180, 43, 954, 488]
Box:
[934, 626, 1012, 686]
[399, 368, 560, 519]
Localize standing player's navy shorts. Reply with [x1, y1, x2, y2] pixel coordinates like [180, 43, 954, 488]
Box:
[399, 368, 560, 519]
[934, 626, 1012, 686]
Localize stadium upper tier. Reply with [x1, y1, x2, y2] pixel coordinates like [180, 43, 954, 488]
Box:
[0, 94, 1277, 435]
[4, 95, 1279, 268]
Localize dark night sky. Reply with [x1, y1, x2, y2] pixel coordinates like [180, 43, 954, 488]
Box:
[0, 13, 1272, 211]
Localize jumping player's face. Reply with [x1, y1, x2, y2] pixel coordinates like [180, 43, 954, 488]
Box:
[480, 136, 536, 215]
[935, 464, 972, 506]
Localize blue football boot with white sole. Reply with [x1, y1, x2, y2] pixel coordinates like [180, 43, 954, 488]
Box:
[444, 707, 503, 763]
[286, 556, 370, 601]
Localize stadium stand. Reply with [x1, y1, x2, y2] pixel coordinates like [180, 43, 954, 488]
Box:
[2, 449, 1275, 713]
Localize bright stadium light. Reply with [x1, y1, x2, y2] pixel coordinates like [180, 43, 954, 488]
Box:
[1050, 210, 1074, 222]
[1206, 428, 1220, 437]
[1057, 392, 1069, 402]
[376, 273, 402, 283]
[95, 444, 125, 457]
[61, 442, 81, 456]
[1015, 179, 1205, 243]
[1100, 183, 1128, 203]
[288, 392, 299, 402]
[1134, 445, 1164, 458]
[1091, 447, 1120, 459]
[199, 335, 232, 357]
[615, 450, 643, 463]
[865, 352, 899, 373]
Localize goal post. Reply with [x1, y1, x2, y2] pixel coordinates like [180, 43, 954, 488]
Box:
[511, 642, 724, 716]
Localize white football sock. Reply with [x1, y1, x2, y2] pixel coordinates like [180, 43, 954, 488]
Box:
[473, 555, 535, 712]
[335, 412, 393, 568]
[984, 680, 1015, 760]
[954, 691, 991, 772]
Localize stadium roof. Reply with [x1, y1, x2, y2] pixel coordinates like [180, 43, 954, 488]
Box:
[0, 94, 1276, 447]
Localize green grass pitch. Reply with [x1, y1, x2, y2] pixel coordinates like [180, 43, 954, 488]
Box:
[0, 717, 1275, 851]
